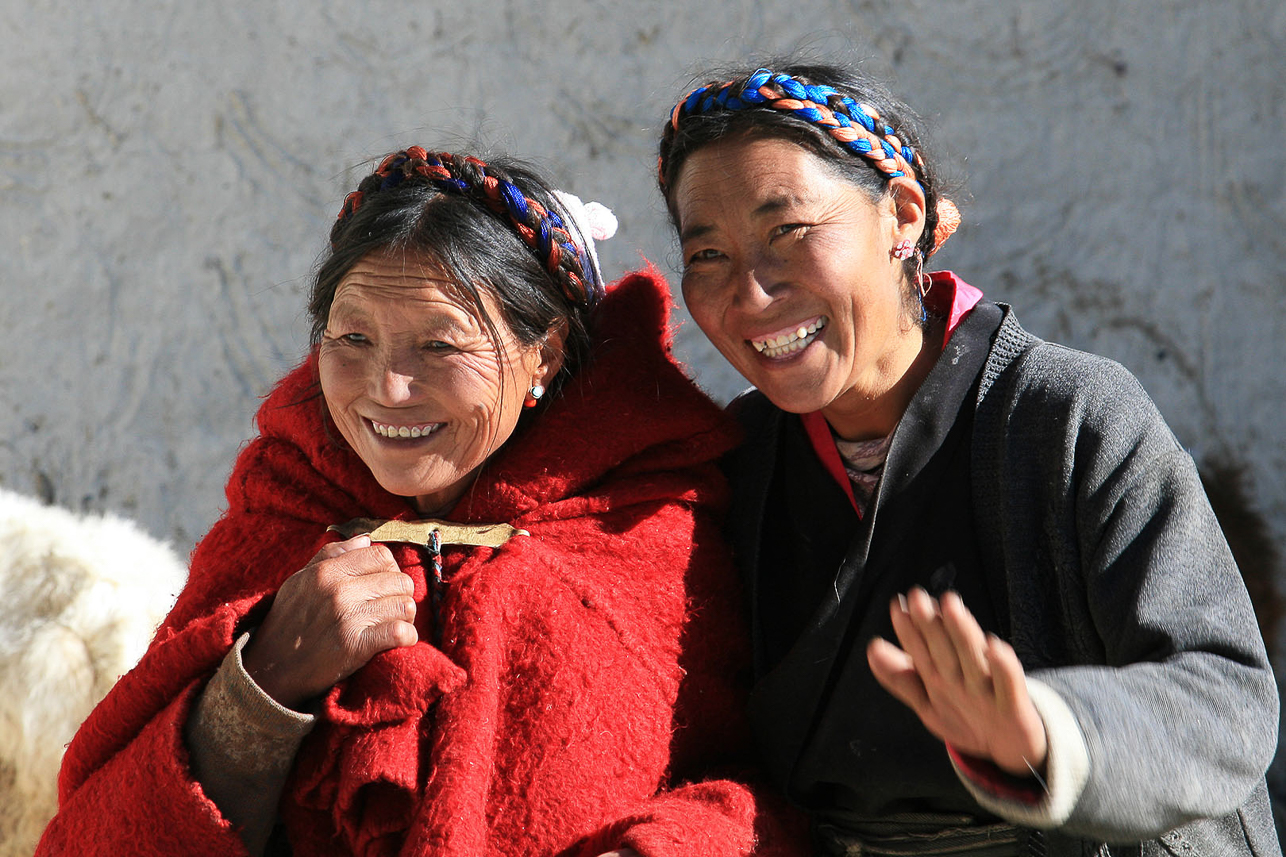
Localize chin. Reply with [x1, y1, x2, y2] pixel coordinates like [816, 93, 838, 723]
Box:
[368, 469, 443, 504]
[749, 373, 833, 414]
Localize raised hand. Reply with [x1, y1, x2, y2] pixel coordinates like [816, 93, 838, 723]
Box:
[241, 535, 418, 710]
[866, 587, 1047, 777]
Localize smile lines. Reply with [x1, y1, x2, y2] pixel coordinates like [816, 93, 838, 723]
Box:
[371, 420, 442, 439]
[752, 317, 828, 358]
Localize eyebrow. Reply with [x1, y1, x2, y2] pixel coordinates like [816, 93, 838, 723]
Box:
[679, 195, 800, 244]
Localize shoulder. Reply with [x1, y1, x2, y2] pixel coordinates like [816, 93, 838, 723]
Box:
[981, 307, 1137, 398]
[981, 307, 1177, 449]
[973, 308, 1194, 525]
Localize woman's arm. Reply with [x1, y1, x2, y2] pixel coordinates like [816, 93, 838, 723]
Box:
[871, 344, 1278, 840]
[39, 532, 420, 856]
[183, 634, 314, 856]
[867, 590, 1088, 825]
[186, 533, 419, 852]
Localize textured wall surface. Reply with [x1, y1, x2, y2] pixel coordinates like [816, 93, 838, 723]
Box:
[2, 0, 1284, 632]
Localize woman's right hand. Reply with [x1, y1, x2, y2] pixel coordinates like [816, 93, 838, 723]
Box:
[241, 535, 418, 710]
[866, 588, 1047, 778]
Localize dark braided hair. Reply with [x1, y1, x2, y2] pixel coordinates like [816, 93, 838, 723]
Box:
[657, 62, 958, 325]
[310, 148, 598, 403]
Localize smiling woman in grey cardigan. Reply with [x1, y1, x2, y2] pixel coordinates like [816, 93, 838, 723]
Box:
[656, 59, 1280, 856]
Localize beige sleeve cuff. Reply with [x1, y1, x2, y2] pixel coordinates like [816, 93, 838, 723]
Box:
[951, 677, 1091, 828]
[186, 632, 315, 786]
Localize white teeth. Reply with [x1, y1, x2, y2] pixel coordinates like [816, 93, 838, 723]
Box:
[752, 317, 828, 359]
[372, 421, 439, 439]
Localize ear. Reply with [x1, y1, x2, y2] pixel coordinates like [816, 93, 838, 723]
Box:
[887, 177, 927, 247]
[527, 320, 568, 388]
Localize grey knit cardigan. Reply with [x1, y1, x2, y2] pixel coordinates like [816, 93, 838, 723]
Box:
[966, 305, 1280, 854]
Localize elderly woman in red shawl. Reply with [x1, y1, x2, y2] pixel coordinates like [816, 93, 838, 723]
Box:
[38, 149, 804, 857]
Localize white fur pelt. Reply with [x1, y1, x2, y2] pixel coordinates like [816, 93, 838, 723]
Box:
[0, 489, 187, 856]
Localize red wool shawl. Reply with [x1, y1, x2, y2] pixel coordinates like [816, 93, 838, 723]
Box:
[40, 268, 805, 857]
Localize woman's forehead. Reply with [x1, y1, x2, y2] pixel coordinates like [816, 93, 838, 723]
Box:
[675, 139, 862, 228]
[339, 250, 457, 290]
[331, 254, 481, 320]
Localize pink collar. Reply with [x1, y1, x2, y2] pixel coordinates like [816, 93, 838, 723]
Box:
[799, 271, 983, 516]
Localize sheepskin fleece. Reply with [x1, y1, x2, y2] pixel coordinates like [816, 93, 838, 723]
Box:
[0, 490, 186, 857]
[38, 268, 806, 857]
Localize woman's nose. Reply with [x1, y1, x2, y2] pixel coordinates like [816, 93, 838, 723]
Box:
[371, 351, 421, 404]
[729, 258, 779, 312]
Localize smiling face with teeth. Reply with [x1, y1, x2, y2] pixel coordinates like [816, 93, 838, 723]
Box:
[318, 250, 560, 515]
[673, 135, 934, 440]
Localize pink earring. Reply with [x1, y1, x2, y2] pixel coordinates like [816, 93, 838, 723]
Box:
[891, 239, 915, 261]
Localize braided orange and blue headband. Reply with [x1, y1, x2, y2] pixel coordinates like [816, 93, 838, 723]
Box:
[334, 147, 603, 308]
[661, 68, 960, 255]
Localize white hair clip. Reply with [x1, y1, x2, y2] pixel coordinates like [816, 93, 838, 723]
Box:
[554, 191, 618, 289]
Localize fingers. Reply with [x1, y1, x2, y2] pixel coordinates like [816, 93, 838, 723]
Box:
[315, 537, 405, 581]
[339, 543, 418, 660]
[940, 591, 991, 692]
[888, 590, 936, 679]
[884, 588, 990, 741]
[352, 588, 418, 633]
[880, 588, 1049, 775]
[985, 633, 1026, 713]
[985, 633, 1048, 769]
[906, 587, 963, 681]
[889, 588, 992, 687]
[255, 540, 419, 705]
[362, 615, 419, 652]
[867, 636, 931, 712]
[328, 547, 418, 654]
[309, 540, 413, 598]
[315, 533, 372, 559]
[340, 586, 418, 674]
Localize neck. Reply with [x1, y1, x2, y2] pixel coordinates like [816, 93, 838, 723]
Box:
[821, 317, 942, 442]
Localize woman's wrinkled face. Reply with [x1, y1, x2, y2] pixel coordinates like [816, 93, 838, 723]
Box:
[318, 251, 554, 515]
[672, 135, 925, 438]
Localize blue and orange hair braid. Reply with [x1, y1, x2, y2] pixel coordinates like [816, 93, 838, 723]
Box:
[333, 147, 603, 309]
[658, 66, 960, 257]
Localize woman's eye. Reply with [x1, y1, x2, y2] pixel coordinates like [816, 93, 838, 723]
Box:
[339, 332, 368, 344]
[424, 340, 453, 351]
[685, 248, 723, 266]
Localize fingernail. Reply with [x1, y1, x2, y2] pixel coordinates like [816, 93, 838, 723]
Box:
[897, 593, 909, 612]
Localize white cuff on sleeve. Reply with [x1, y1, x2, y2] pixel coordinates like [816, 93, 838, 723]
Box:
[952, 677, 1090, 828]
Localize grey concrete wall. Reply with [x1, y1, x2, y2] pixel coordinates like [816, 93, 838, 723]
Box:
[3, 0, 1284, 633]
